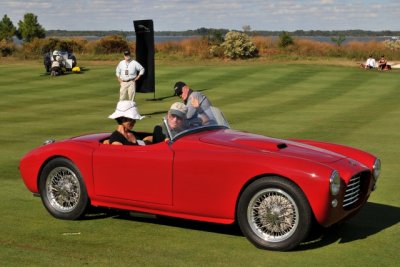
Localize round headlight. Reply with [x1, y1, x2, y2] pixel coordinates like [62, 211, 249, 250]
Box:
[330, 170, 341, 196]
[373, 158, 381, 180]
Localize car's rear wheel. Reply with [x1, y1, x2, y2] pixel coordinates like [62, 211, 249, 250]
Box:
[237, 176, 312, 251]
[39, 158, 89, 220]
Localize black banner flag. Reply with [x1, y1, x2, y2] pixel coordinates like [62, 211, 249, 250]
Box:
[133, 19, 155, 93]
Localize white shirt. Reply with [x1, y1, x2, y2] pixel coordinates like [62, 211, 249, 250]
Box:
[366, 57, 376, 68]
[116, 59, 145, 81]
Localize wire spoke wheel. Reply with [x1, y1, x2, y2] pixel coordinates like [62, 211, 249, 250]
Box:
[248, 188, 299, 242]
[39, 158, 89, 220]
[237, 177, 311, 251]
[46, 167, 81, 212]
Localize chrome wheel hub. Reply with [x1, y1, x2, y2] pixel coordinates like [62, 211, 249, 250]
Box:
[248, 188, 299, 242]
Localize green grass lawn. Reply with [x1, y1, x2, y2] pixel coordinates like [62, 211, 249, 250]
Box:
[0, 60, 399, 266]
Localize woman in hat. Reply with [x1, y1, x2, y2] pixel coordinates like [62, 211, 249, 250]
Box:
[108, 100, 145, 145]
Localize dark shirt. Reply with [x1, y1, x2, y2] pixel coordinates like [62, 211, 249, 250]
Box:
[152, 121, 189, 144]
[152, 125, 167, 144]
[109, 130, 137, 145]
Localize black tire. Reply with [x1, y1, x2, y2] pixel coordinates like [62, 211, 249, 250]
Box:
[44, 54, 51, 73]
[237, 176, 312, 251]
[39, 158, 89, 220]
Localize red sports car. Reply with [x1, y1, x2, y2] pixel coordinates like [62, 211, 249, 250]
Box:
[19, 108, 381, 251]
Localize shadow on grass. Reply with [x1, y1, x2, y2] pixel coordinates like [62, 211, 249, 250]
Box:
[84, 207, 242, 236]
[298, 202, 400, 250]
[39, 66, 90, 76]
[83, 201, 399, 250]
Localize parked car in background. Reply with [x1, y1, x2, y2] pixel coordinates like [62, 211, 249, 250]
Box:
[19, 107, 381, 251]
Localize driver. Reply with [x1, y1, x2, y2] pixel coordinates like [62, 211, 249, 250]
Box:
[108, 100, 145, 145]
[50, 50, 64, 76]
[152, 102, 188, 144]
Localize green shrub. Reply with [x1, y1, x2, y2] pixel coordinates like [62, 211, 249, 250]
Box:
[21, 38, 44, 57]
[19, 37, 87, 58]
[0, 39, 15, 56]
[279, 31, 294, 48]
[209, 44, 224, 57]
[91, 35, 129, 54]
[221, 31, 258, 59]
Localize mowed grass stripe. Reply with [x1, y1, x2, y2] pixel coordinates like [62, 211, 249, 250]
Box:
[0, 67, 115, 98]
[289, 70, 400, 137]
[221, 68, 393, 136]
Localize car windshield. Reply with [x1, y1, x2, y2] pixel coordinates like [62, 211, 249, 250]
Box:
[163, 106, 230, 141]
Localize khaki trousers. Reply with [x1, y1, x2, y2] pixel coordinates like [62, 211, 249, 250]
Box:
[119, 80, 136, 101]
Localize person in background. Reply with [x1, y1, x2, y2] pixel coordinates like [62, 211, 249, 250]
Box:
[50, 50, 64, 76]
[116, 50, 145, 101]
[173, 81, 214, 125]
[361, 54, 376, 69]
[378, 55, 388, 70]
[151, 102, 188, 144]
[108, 100, 145, 145]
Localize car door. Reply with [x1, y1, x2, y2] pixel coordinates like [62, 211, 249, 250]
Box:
[93, 142, 174, 205]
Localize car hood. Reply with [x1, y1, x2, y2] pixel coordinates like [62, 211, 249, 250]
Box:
[200, 129, 346, 164]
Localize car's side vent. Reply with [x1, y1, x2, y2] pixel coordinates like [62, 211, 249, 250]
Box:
[343, 174, 361, 208]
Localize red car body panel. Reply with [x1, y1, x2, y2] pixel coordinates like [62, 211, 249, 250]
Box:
[19, 129, 378, 227]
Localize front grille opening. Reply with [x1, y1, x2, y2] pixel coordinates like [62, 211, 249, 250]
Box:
[342, 171, 370, 210]
[343, 175, 361, 208]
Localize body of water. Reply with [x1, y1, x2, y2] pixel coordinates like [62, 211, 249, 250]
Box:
[81, 35, 198, 43]
[299, 36, 392, 44]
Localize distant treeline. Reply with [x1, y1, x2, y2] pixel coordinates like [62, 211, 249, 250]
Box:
[45, 28, 400, 38]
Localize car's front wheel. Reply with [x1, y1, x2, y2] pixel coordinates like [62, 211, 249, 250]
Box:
[237, 176, 312, 251]
[39, 158, 89, 220]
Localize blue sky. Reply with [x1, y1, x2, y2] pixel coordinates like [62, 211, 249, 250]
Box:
[1, 0, 399, 31]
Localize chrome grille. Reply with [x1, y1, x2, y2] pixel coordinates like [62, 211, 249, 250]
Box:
[343, 175, 361, 208]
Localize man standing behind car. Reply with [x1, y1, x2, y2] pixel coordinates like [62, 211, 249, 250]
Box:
[116, 50, 145, 101]
[173, 81, 214, 125]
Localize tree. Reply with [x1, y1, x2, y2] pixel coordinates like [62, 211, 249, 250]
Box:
[0, 15, 17, 42]
[242, 25, 251, 33]
[17, 13, 45, 42]
[331, 34, 346, 47]
[279, 31, 294, 48]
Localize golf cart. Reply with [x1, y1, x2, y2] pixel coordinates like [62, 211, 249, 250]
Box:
[44, 50, 77, 74]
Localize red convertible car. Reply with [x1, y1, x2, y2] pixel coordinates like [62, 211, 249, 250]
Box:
[19, 108, 381, 251]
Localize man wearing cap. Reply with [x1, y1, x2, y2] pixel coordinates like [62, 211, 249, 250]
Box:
[152, 102, 188, 144]
[108, 100, 145, 145]
[173, 81, 214, 125]
[116, 50, 145, 101]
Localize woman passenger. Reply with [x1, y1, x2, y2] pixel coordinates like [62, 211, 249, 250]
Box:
[108, 100, 145, 145]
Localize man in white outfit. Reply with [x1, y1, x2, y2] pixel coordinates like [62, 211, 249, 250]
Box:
[116, 50, 145, 100]
[363, 55, 376, 69]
